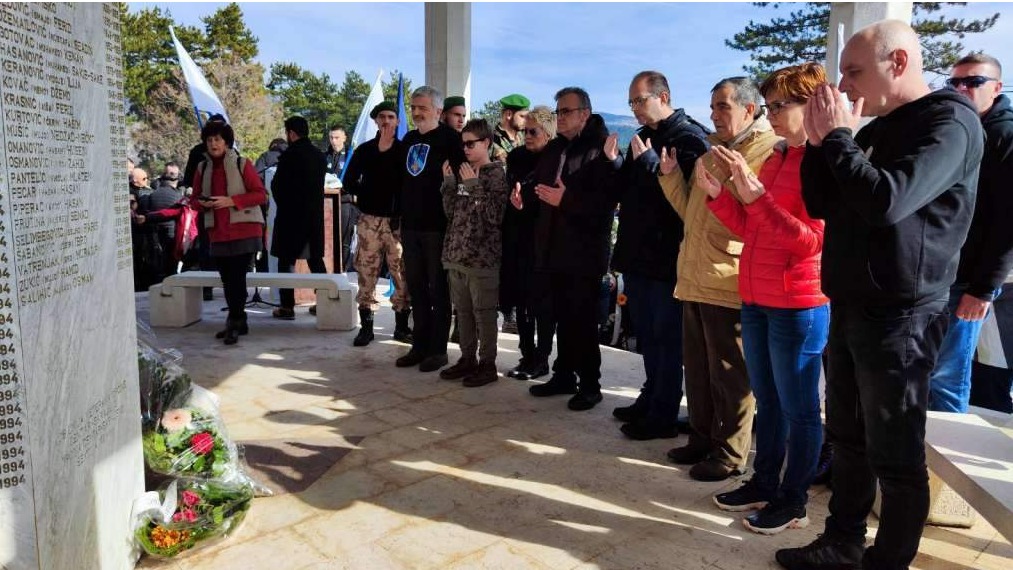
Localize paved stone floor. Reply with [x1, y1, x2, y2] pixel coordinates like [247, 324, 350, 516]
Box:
[135, 286, 1012, 570]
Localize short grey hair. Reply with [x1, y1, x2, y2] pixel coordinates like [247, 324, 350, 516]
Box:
[632, 71, 670, 97]
[412, 85, 444, 110]
[712, 76, 763, 117]
[554, 86, 592, 112]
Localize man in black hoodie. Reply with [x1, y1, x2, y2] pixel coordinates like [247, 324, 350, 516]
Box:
[928, 53, 1013, 413]
[776, 21, 984, 570]
[604, 71, 710, 439]
[527, 87, 619, 411]
[395, 86, 466, 373]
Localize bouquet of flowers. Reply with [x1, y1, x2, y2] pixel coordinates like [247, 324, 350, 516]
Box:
[137, 324, 193, 432]
[142, 405, 235, 479]
[134, 478, 254, 558]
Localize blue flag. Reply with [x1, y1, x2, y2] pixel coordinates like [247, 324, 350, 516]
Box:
[396, 72, 408, 140]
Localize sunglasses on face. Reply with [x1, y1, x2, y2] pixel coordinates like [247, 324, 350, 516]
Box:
[523, 127, 542, 136]
[462, 138, 486, 149]
[552, 107, 586, 117]
[946, 75, 998, 89]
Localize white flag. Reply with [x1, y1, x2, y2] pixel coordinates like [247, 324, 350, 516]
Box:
[350, 69, 385, 151]
[170, 26, 229, 123]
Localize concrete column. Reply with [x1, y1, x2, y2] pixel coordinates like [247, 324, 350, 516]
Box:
[424, 2, 472, 112]
[826, 2, 913, 84]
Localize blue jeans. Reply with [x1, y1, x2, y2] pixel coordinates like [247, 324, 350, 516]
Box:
[928, 285, 997, 413]
[624, 274, 684, 428]
[742, 303, 829, 506]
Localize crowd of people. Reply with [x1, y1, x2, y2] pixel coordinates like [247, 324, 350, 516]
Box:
[129, 18, 1013, 570]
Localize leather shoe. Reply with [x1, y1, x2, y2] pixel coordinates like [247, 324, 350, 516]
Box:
[440, 358, 477, 380]
[463, 362, 498, 387]
[620, 420, 678, 440]
[666, 444, 711, 465]
[689, 458, 742, 482]
[272, 307, 295, 320]
[529, 378, 578, 397]
[395, 349, 426, 368]
[612, 403, 647, 423]
[419, 353, 449, 372]
[567, 390, 603, 411]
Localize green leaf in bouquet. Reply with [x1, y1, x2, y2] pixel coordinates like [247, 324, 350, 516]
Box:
[211, 505, 224, 526]
[191, 454, 206, 473]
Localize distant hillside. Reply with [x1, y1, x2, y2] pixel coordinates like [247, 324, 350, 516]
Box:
[600, 112, 640, 149]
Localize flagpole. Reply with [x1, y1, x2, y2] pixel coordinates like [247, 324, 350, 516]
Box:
[194, 106, 203, 129]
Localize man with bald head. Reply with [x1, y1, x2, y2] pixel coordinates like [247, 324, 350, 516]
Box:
[776, 20, 984, 570]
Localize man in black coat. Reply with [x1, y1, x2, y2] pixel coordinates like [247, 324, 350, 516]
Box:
[270, 115, 328, 319]
[605, 71, 711, 439]
[928, 53, 1013, 413]
[777, 21, 983, 570]
[527, 87, 619, 411]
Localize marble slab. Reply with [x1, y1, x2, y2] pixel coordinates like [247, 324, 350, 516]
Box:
[0, 4, 143, 569]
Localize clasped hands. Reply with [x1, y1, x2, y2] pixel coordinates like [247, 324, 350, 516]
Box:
[803, 84, 864, 146]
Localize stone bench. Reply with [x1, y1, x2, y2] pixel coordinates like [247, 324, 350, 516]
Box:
[924, 409, 1013, 542]
[148, 271, 359, 331]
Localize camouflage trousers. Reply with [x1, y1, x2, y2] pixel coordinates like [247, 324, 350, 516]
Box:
[354, 214, 410, 312]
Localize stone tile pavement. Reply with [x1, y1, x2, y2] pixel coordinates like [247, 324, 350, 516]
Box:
[135, 287, 1012, 570]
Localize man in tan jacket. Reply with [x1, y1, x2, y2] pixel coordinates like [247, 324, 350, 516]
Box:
[658, 77, 779, 481]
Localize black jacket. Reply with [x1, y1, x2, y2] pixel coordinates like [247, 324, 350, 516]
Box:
[533, 114, 619, 276]
[956, 94, 1013, 299]
[801, 89, 984, 306]
[611, 109, 711, 281]
[342, 136, 403, 217]
[501, 146, 544, 307]
[183, 142, 207, 193]
[400, 123, 465, 232]
[270, 137, 327, 259]
[144, 184, 184, 238]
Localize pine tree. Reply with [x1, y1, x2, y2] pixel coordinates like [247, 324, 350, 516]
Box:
[726, 2, 999, 80]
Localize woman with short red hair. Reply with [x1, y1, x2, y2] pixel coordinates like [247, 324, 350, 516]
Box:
[673, 62, 830, 535]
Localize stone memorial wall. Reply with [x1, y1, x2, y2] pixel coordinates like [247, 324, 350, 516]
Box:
[0, 3, 143, 569]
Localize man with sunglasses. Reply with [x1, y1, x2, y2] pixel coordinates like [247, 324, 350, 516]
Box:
[603, 71, 710, 440]
[527, 87, 619, 411]
[926, 53, 1013, 413]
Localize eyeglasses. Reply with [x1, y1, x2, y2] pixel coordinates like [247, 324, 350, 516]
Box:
[552, 107, 586, 117]
[523, 127, 542, 136]
[627, 95, 657, 109]
[946, 75, 999, 89]
[462, 138, 486, 149]
[761, 100, 802, 116]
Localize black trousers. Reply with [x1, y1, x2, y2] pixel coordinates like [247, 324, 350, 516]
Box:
[338, 202, 359, 272]
[517, 267, 556, 363]
[546, 272, 601, 392]
[277, 256, 327, 309]
[216, 253, 255, 320]
[403, 229, 451, 356]
[824, 301, 948, 570]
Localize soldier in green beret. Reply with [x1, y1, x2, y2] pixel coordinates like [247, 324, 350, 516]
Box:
[441, 96, 467, 132]
[492, 94, 530, 164]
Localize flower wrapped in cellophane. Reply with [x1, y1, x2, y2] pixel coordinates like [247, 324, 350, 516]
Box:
[133, 478, 254, 558]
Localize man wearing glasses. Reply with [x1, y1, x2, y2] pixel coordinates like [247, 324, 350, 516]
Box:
[927, 53, 1013, 413]
[527, 87, 619, 411]
[604, 71, 710, 440]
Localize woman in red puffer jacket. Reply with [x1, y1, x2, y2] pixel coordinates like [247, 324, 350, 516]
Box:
[681, 62, 830, 536]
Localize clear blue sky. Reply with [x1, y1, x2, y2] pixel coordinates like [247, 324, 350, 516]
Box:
[132, 1, 1012, 124]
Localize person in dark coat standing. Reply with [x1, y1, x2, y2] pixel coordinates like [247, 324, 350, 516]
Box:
[928, 53, 1013, 412]
[270, 115, 328, 319]
[527, 87, 619, 411]
[604, 70, 711, 440]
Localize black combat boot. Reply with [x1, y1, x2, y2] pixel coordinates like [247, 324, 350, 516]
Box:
[353, 308, 374, 347]
[393, 308, 413, 343]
